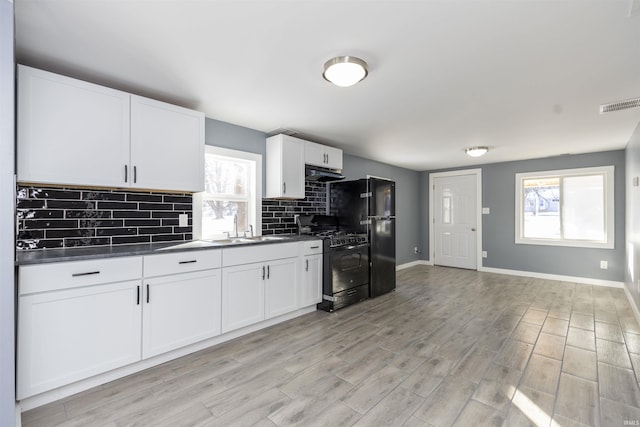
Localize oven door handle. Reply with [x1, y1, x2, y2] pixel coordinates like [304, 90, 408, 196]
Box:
[342, 243, 369, 251]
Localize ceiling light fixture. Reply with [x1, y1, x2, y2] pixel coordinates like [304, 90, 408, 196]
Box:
[322, 56, 368, 87]
[599, 97, 640, 113]
[465, 146, 489, 157]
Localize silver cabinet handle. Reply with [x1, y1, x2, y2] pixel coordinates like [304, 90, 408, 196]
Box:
[179, 260, 197, 264]
[471, 228, 476, 231]
[146, 284, 150, 303]
[124, 165, 128, 183]
[283, 182, 286, 194]
[267, 265, 270, 279]
[262, 266, 266, 280]
[136, 285, 140, 305]
[305, 259, 309, 271]
[72, 271, 100, 277]
[133, 166, 137, 183]
[310, 246, 320, 249]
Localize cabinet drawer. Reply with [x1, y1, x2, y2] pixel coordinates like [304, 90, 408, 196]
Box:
[222, 242, 299, 267]
[19, 257, 143, 295]
[144, 249, 221, 277]
[302, 240, 323, 256]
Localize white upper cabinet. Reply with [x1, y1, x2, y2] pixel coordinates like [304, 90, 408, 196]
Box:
[17, 65, 204, 192]
[130, 95, 204, 192]
[265, 134, 305, 199]
[304, 141, 343, 170]
[17, 65, 131, 188]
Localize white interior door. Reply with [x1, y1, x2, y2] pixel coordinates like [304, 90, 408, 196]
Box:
[433, 173, 478, 269]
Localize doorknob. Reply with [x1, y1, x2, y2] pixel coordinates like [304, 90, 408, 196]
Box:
[471, 228, 476, 231]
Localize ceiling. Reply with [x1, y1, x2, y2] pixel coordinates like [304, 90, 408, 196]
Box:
[14, 0, 640, 171]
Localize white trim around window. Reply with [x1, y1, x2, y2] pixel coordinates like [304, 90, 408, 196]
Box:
[193, 146, 262, 240]
[515, 165, 614, 249]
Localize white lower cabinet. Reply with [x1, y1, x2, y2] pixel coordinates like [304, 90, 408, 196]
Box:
[17, 241, 323, 402]
[221, 256, 298, 333]
[142, 270, 221, 359]
[18, 280, 142, 399]
[264, 257, 299, 320]
[221, 262, 265, 333]
[301, 253, 323, 307]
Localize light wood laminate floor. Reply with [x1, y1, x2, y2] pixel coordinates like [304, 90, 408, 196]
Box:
[22, 266, 640, 427]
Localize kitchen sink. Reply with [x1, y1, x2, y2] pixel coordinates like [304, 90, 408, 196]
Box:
[241, 235, 288, 242]
[206, 235, 288, 245]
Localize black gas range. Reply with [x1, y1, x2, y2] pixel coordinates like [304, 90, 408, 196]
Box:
[297, 215, 370, 311]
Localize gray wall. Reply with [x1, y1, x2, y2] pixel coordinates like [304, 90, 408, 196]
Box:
[626, 124, 640, 308]
[1, 0, 15, 423]
[204, 118, 422, 265]
[421, 150, 626, 282]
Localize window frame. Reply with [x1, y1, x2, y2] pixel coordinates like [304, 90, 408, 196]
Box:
[514, 165, 614, 249]
[193, 146, 262, 240]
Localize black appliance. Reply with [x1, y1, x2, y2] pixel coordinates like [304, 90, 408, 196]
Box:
[297, 214, 370, 311]
[330, 178, 396, 298]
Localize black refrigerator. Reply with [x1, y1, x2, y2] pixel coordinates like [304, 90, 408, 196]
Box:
[330, 177, 396, 298]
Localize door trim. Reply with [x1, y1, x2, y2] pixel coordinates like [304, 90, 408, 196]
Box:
[429, 168, 482, 270]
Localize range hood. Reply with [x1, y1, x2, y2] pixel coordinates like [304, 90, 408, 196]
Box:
[305, 165, 345, 182]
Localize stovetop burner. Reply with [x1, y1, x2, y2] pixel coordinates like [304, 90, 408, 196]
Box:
[317, 231, 368, 248]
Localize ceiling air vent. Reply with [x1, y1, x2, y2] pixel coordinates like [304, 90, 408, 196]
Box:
[600, 97, 640, 114]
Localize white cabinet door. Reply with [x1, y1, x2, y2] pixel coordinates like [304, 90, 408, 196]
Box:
[304, 141, 343, 170]
[264, 257, 299, 319]
[17, 65, 130, 188]
[142, 270, 221, 359]
[300, 254, 322, 307]
[130, 95, 204, 193]
[266, 134, 305, 199]
[17, 280, 141, 399]
[221, 262, 265, 333]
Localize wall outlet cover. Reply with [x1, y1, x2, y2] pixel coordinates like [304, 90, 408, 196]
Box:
[482, 251, 488, 258]
[179, 213, 188, 227]
[482, 207, 490, 214]
[600, 260, 608, 269]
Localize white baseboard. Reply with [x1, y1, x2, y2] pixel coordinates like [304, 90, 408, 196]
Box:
[478, 266, 624, 288]
[623, 284, 640, 327]
[396, 260, 432, 271]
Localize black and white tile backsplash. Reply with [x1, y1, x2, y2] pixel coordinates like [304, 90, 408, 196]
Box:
[16, 180, 329, 250]
[262, 180, 327, 235]
[17, 186, 193, 250]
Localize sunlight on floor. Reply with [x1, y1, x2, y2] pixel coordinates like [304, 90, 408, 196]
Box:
[510, 386, 556, 427]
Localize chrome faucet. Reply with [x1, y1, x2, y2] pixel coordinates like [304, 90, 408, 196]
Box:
[233, 213, 238, 238]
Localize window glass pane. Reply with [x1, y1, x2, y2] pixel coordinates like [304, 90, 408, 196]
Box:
[562, 174, 605, 241]
[204, 154, 248, 196]
[201, 200, 249, 237]
[522, 177, 560, 239]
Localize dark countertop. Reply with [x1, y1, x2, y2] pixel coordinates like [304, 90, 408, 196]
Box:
[15, 235, 322, 266]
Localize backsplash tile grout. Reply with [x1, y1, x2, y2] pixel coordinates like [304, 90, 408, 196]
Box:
[16, 180, 329, 250]
[261, 180, 327, 235]
[16, 186, 193, 250]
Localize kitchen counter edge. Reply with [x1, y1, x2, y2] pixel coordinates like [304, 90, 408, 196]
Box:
[15, 235, 321, 266]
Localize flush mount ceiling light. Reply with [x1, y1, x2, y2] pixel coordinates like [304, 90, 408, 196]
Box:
[465, 146, 489, 157]
[600, 97, 640, 113]
[322, 56, 368, 87]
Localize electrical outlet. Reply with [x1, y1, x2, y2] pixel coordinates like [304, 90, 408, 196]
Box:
[600, 260, 608, 269]
[482, 207, 490, 214]
[414, 246, 419, 254]
[178, 213, 188, 227]
[482, 251, 487, 258]
[294, 214, 299, 224]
